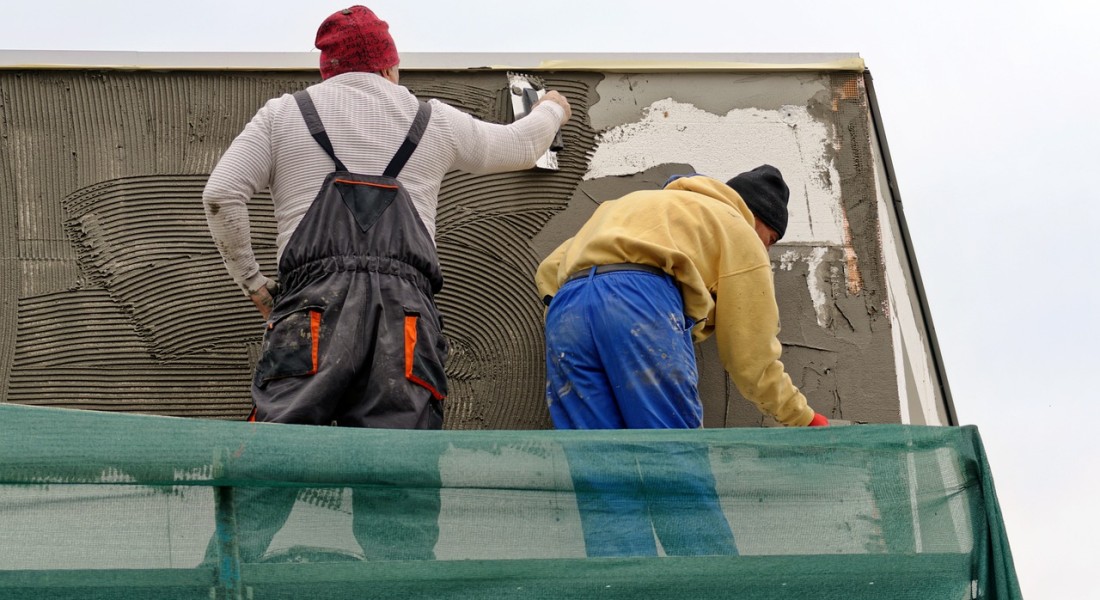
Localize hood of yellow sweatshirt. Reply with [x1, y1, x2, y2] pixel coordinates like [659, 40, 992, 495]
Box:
[664, 175, 756, 225]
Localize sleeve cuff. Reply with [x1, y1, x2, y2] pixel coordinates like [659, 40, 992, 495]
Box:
[536, 101, 566, 125]
[240, 272, 270, 296]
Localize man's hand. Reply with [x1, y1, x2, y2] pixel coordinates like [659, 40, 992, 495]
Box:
[535, 90, 572, 124]
[248, 278, 278, 321]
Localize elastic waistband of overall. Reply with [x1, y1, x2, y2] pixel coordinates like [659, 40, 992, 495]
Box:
[281, 255, 440, 297]
[564, 263, 667, 285]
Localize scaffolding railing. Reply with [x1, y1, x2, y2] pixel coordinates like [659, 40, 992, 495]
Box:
[0, 404, 1020, 599]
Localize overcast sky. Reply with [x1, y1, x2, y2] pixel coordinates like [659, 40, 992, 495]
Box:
[2, 1, 1096, 596]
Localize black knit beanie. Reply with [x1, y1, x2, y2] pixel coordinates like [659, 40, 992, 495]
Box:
[725, 165, 790, 240]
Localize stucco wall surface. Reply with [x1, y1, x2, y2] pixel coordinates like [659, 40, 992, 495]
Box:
[0, 67, 934, 428]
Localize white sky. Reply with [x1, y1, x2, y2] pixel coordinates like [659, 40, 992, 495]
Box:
[3, 1, 1097, 596]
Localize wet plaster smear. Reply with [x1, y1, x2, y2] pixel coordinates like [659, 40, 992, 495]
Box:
[0, 68, 928, 428]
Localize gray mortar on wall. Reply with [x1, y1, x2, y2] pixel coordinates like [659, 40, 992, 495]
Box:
[0, 67, 909, 427]
[588, 73, 834, 132]
[0, 71, 310, 416]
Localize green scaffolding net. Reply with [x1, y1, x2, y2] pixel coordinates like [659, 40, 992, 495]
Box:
[0, 404, 1020, 599]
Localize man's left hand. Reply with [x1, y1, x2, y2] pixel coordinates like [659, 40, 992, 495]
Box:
[249, 278, 278, 321]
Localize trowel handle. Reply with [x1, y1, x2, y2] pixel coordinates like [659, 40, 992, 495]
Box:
[550, 128, 564, 152]
[522, 88, 539, 116]
[521, 85, 564, 152]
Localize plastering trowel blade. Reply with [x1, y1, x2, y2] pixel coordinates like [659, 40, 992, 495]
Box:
[507, 72, 562, 171]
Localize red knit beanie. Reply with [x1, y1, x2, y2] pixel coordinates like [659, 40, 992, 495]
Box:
[315, 6, 399, 80]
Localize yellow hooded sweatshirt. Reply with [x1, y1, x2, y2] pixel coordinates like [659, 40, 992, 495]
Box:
[535, 175, 813, 427]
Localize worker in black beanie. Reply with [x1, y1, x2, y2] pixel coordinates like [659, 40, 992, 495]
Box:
[726, 164, 789, 241]
[535, 165, 826, 556]
[538, 164, 822, 428]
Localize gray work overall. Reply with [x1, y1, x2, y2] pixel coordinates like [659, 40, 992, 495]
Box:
[251, 90, 448, 430]
[220, 91, 446, 563]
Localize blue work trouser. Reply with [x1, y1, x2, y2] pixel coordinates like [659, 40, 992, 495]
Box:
[563, 440, 738, 557]
[544, 268, 737, 556]
[545, 269, 700, 429]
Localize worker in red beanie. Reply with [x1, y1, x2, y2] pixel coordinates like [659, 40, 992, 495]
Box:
[315, 5, 400, 78]
[202, 5, 571, 563]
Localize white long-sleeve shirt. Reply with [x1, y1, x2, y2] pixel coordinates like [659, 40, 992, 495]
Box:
[204, 72, 566, 295]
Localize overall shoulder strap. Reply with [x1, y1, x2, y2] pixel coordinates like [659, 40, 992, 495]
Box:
[383, 101, 433, 179]
[292, 90, 348, 172]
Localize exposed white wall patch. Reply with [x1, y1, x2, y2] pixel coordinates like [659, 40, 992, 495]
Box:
[779, 247, 831, 328]
[585, 98, 844, 245]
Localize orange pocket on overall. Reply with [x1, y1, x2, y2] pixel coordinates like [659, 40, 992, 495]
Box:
[254, 306, 322, 385]
[402, 308, 448, 401]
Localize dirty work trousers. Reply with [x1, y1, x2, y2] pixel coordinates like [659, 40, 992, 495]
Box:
[231, 259, 447, 560]
[213, 93, 447, 563]
[544, 268, 737, 556]
[545, 268, 700, 429]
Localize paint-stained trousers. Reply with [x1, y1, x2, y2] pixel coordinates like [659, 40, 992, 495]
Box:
[545, 269, 700, 428]
[221, 267, 446, 563]
[209, 265, 448, 562]
[545, 269, 737, 556]
[206, 93, 448, 563]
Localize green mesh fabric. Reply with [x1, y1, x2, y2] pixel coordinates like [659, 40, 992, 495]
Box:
[0, 404, 1020, 599]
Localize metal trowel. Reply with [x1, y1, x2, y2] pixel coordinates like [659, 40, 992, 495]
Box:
[508, 72, 563, 171]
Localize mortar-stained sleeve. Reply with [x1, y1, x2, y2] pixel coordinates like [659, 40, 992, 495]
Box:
[203, 102, 275, 295]
[439, 100, 564, 175]
[713, 265, 814, 426]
